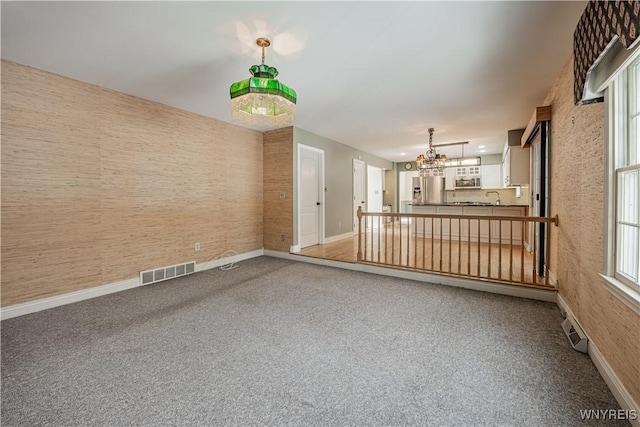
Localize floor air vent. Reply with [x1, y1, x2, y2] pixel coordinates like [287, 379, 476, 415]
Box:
[561, 316, 588, 353]
[140, 261, 196, 286]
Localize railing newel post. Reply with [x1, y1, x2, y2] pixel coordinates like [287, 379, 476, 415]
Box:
[357, 206, 363, 262]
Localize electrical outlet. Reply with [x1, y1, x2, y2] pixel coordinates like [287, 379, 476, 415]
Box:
[195, 242, 200, 251]
[281, 234, 286, 242]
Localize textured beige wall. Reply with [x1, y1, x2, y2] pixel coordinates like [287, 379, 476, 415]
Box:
[545, 57, 640, 404]
[1, 60, 263, 306]
[263, 127, 294, 251]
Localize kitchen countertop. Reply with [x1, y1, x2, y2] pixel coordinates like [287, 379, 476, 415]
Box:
[410, 202, 529, 207]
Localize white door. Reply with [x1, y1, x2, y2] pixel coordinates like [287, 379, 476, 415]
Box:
[299, 145, 323, 249]
[353, 159, 366, 234]
[367, 165, 383, 228]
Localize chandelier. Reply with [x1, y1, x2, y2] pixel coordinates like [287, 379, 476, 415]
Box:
[229, 38, 297, 129]
[416, 128, 447, 171]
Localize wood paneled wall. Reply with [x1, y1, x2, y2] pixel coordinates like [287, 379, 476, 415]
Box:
[263, 127, 293, 251]
[544, 57, 640, 404]
[1, 60, 263, 306]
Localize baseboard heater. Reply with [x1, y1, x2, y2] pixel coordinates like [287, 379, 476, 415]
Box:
[561, 316, 588, 353]
[140, 261, 196, 286]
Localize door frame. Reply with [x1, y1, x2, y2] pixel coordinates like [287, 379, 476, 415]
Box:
[529, 123, 549, 276]
[353, 159, 366, 235]
[296, 144, 325, 251]
[367, 164, 383, 228]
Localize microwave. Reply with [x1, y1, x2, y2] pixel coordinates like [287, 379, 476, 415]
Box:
[455, 176, 481, 188]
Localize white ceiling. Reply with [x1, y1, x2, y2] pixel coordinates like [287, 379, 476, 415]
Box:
[1, 1, 586, 162]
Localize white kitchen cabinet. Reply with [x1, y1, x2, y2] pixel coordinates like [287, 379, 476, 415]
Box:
[454, 166, 481, 177]
[503, 145, 530, 186]
[444, 168, 456, 190]
[481, 164, 501, 188]
[422, 168, 445, 177]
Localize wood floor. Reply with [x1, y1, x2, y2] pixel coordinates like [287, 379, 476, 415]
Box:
[297, 223, 552, 289]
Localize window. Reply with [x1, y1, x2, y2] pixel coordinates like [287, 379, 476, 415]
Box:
[603, 52, 640, 314]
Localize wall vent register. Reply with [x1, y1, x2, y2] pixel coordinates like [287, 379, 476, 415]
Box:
[140, 261, 196, 286]
[561, 316, 588, 353]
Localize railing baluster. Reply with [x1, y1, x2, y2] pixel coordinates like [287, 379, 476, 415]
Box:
[448, 218, 452, 273]
[532, 222, 537, 284]
[467, 218, 471, 276]
[431, 217, 435, 270]
[372, 217, 375, 262]
[422, 217, 426, 270]
[545, 222, 551, 287]
[399, 216, 402, 266]
[488, 218, 492, 278]
[377, 215, 381, 263]
[477, 219, 481, 277]
[498, 220, 502, 280]
[511, 220, 515, 280]
[392, 215, 396, 265]
[357, 207, 362, 262]
[384, 215, 388, 265]
[439, 218, 443, 272]
[458, 219, 461, 275]
[407, 220, 411, 267]
[520, 221, 525, 284]
[414, 217, 418, 268]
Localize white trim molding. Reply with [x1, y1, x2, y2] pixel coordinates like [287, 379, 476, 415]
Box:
[323, 231, 354, 244]
[557, 294, 640, 427]
[600, 274, 640, 316]
[1, 249, 265, 321]
[1, 277, 140, 321]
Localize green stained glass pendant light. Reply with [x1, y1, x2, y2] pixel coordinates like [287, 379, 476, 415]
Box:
[230, 37, 297, 129]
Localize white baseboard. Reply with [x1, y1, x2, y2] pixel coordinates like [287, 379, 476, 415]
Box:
[1, 249, 265, 321]
[0, 277, 140, 321]
[264, 250, 556, 302]
[323, 232, 354, 244]
[557, 294, 640, 426]
[290, 245, 301, 253]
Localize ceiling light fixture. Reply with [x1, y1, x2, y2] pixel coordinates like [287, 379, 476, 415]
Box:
[416, 128, 447, 171]
[229, 37, 297, 129]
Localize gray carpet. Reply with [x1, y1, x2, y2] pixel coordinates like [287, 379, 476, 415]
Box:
[1, 256, 625, 426]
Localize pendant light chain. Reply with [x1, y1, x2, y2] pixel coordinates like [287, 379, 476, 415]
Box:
[256, 37, 270, 66]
